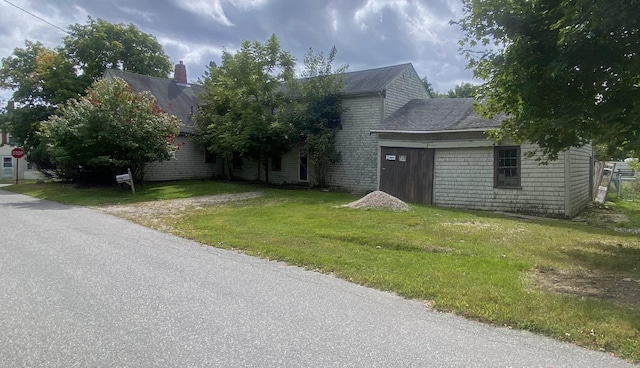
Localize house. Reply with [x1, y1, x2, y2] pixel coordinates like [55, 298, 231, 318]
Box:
[1, 130, 43, 181]
[109, 62, 593, 217]
[231, 63, 430, 189]
[104, 62, 215, 181]
[371, 98, 593, 217]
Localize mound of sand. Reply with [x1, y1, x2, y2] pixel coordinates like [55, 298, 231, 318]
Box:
[343, 191, 409, 211]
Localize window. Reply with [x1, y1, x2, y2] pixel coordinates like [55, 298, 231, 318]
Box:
[271, 155, 282, 172]
[494, 146, 521, 188]
[3, 157, 12, 168]
[204, 149, 216, 163]
[232, 151, 242, 171]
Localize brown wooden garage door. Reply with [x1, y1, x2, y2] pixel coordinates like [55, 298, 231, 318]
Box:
[380, 147, 434, 205]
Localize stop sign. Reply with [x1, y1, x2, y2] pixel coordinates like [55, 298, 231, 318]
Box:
[11, 147, 25, 159]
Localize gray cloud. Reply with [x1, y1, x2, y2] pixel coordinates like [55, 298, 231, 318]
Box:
[0, 0, 476, 104]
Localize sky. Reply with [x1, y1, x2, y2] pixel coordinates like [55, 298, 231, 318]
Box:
[0, 0, 477, 103]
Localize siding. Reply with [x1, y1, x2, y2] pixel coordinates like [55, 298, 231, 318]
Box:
[383, 66, 430, 119]
[433, 144, 568, 215]
[568, 144, 593, 216]
[144, 137, 217, 181]
[329, 95, 383, 192]
[327, 66, 428, 192]
[0, 145, 36, 180]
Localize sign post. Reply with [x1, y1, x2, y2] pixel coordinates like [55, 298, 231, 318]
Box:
[11, 147, 25, 185]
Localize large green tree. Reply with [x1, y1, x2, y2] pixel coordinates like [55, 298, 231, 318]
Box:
[287, 46, 346, 187]
[0, 41, 82, 167]
[41, 77, 180, 183]
[456, 0, 640, 160]
[193, 34, 295, 183]
[63, 17, 173, 87]
[0, 18, 172, 169]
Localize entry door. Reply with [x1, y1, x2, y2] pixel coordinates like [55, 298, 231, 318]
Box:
[380, 147, 434, 205]
[299, 152, 308, 182]
[2, 156, 13, 178]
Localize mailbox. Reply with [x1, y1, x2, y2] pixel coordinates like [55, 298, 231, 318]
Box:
[116, 173, 131, 183]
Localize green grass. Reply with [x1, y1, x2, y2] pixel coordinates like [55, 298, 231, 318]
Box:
[3, 181, 639, 362]
[2, 180, 259, 205]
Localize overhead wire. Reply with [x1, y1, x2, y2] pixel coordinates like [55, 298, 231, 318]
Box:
[2, 0, 70, 34]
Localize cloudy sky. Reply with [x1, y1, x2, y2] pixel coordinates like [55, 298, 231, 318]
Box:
[0, 0, 477, 103]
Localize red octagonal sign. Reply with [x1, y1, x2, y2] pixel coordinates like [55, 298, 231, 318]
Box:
[11, 147, 25, 159]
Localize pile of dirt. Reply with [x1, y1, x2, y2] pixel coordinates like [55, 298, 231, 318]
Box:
[343, 191, 409, 211]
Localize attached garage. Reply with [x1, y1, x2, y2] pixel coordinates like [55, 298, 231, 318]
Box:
[372, 98, 593, 218]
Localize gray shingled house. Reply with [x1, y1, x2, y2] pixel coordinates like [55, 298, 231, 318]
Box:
[106, 62, 592, 217]
[104, 63, 214, 181]
[371, 98, 593, 217]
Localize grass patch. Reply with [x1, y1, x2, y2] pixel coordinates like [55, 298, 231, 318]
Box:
[5, 181, 640, 362]
[1, 180, 259, 206]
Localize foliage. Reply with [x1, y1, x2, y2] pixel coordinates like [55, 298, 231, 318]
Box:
[593, 143, 632, 161]
[0, 18, 172, 169]
[193, 34, 295, 182]
[0, 41, 82, 106]
[446, 82, 480, 98]
[421, 76, 438, 97]
[63, 17, 173, 88]
[421, 78, 479, 98]
[287, 47, 347, 187]
[0, 41, 83, 171]
[40, 77, 180, 183]
[456, 0, 640, 160]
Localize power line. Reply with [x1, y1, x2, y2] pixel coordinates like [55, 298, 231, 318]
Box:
[2, 0, 69, 35]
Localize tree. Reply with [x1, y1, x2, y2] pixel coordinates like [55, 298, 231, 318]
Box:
[421, 77, 437, 97]
[456, 0, 640, 160]
[193, 34, 295, 183]
[287, 46, 347, 187]
[40, 77, 180, 183]
[64, 17, 173, 88]
[0, 41, 82, 170]
[0, 19, 173, 169]
[446, 82, 480, 98]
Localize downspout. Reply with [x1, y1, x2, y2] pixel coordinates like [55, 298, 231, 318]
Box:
[564, 150, 572, 218]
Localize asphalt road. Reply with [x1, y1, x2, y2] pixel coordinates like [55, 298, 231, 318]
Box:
[0, 189, 635, 367]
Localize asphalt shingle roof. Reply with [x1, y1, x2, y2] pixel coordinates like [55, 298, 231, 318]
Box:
[340, 63, 413, 96]
[104, 69, 205, 133]
[379, 98, 504, 132]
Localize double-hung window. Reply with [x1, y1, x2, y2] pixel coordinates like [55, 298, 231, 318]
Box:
[494, 146, 521, 188]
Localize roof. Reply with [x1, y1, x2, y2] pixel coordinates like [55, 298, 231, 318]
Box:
[376, 98, 504, 133]
[103, 69, 205, 133]
[340, 63, 414, 96]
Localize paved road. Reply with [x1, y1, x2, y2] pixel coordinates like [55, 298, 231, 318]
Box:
[0, 189, 635, 367]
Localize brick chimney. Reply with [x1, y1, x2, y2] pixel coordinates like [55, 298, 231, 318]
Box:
[174, 61, 187, 84]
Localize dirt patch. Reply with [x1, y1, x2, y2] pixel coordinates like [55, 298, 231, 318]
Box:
[441, 221, 498, 229]
[93, 192, 263, 231]
[529, 269, 640, 307]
